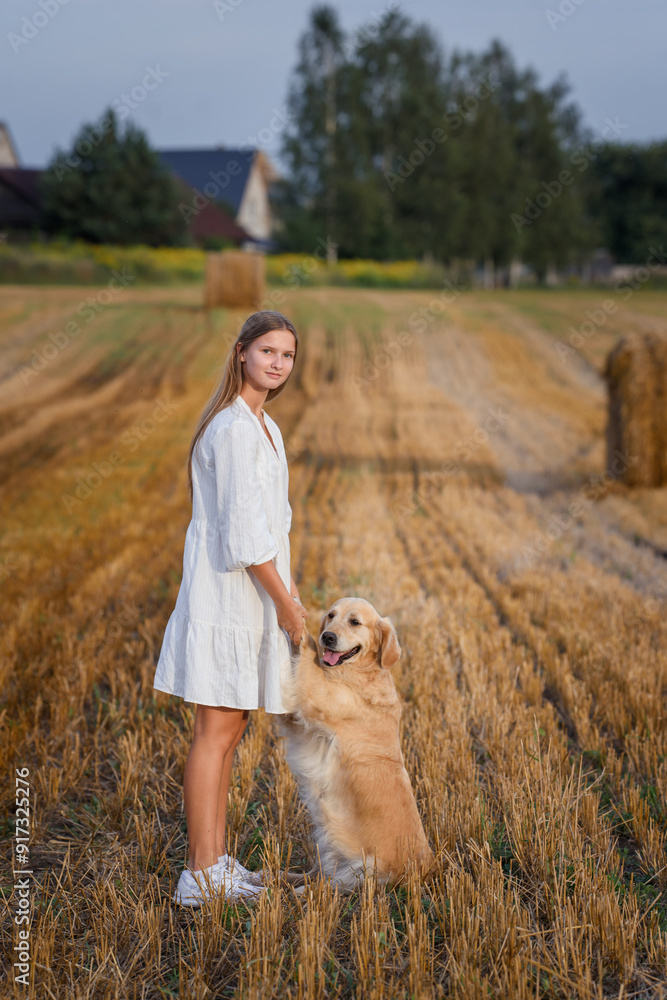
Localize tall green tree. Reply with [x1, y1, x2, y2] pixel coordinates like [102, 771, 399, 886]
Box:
[350, 8, 455, 260]
[280, 5, 457, 260]
[279, 5, 348, 257]
[441, 40, 525, 275]
[587, 141, 667, 261]
[509, 73, 598, 281]
[278, 5, 604, 281]
[41, 109, 187, 246]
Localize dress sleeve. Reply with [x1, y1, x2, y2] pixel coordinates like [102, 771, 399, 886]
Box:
[210, 419, 280, 572]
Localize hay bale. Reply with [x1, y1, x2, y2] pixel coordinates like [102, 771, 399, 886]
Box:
[604, 329, 667, 486]
[204, 250, 265, 309]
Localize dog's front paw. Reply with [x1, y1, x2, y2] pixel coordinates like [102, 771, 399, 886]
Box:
[294, 628, 311, 653]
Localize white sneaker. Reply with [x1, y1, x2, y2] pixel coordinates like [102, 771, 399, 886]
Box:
[218, 853, 265, 885]
[173, 862, 266, 907]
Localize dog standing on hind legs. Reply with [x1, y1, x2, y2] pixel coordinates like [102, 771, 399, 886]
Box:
[279, 597, 434, 891]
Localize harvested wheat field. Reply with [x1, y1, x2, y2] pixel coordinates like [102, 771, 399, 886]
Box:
[1, 281, 667, 999]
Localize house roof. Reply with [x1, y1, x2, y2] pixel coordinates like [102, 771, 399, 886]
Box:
[171, 176, 249, 243]
[190, 201, 250, 243]
[0, 167, 252, 244]
[158, 148, 257, 213]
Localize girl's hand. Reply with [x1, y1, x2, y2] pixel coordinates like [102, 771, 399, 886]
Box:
[277, 596, 308, 645]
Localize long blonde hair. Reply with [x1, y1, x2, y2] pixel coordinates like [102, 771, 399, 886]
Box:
[187, 310, 299, 501]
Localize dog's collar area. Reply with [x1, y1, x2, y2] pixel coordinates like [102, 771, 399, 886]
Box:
[321, 644, 361, 666]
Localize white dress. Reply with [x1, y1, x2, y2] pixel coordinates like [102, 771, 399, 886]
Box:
[153, 393, 293, 712]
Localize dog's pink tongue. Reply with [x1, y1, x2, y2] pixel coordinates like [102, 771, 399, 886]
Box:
[323, 649, 342, 665]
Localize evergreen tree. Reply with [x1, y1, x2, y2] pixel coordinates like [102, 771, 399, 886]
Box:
[41, 109, 187, 246]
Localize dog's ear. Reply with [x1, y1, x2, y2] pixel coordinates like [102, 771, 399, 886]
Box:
[375, 615, 401, 669]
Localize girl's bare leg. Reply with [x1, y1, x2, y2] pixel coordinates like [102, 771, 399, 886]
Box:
[214, 710, 249, 858]
[183, 705, 247, 871]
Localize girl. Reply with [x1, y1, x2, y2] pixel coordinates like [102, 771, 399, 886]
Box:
[154, 310, 309, 906]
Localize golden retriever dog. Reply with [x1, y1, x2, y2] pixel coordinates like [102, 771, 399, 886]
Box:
[279, 597, 433, 890]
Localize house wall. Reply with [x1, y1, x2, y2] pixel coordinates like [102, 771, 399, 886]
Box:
[0, 125, 20, 168]
[236, 157, 273, 242]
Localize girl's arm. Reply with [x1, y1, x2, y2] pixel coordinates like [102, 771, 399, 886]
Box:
[289, 575, 301, 601]
[247, 560, 307, 641]
[246, 559, 292, 610]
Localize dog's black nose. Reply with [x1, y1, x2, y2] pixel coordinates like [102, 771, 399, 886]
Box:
[321, 630, 337, 647]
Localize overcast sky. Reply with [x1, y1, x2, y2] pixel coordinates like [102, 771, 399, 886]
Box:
[2, 0, 664, 172]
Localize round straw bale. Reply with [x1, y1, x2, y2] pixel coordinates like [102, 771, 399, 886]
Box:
[204, 250, 266, 309]
[604, 329, 667, 486]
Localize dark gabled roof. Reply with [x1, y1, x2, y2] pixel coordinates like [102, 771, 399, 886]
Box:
[158, 148, 256, 214]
